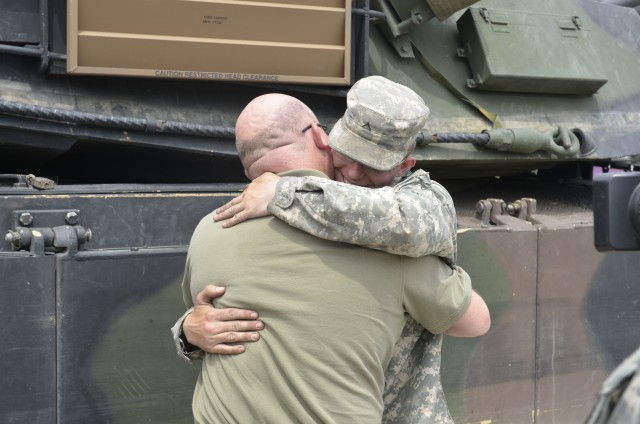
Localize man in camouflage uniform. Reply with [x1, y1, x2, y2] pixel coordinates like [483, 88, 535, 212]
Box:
[173, 76, 490, 423]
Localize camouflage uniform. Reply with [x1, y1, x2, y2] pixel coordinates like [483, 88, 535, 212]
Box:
[383, 321, 451, 423]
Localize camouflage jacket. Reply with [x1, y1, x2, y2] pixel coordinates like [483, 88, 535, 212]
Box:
[269, 169, 457, 266]
[269, 169, 456, 423]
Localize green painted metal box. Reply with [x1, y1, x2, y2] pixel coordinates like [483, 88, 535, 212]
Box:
[456, 7, 608, 95]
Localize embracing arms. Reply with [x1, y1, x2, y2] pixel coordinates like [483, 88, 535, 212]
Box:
[215, 169, 457, 264]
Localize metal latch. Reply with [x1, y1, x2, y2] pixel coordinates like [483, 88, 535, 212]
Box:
[475, 198, 537, 226]
[479, 8, 509, 32]
[558, 16, 582, 37]
[474, 197, 566, 228]
[5, 209, 92, 256]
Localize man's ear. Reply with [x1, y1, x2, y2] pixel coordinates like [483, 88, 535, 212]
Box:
[399, 156, 416, 173]
[311, 123, 332, 152]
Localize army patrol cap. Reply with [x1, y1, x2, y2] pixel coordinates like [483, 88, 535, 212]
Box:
[329, 76, 429, 171]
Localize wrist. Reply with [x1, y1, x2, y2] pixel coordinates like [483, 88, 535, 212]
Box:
[180, 320, 199, 353]
[171, 307, 204, 362]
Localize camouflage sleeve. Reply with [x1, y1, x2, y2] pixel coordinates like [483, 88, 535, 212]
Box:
[171, 306, 205, 363]
[268, 169, 457, 264]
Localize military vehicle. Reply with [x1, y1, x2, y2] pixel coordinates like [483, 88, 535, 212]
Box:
[2, 0, 639, 422]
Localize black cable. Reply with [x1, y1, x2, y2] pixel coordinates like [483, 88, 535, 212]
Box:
[430, 132, 490, 145]
[0, 99, 235, 138]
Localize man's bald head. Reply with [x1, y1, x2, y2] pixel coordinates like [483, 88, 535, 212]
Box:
[236, 94, 333, 180]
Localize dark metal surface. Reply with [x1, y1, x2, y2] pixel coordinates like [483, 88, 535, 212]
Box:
[0, 184, 242, 422]
[57, 249, 198, 424]
[0, 183, 245, 252]
[0, 253, 56, 424]
[0, 0, 40, 44]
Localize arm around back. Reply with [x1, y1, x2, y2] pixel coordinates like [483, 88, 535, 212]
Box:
[268, 170, 457, 261]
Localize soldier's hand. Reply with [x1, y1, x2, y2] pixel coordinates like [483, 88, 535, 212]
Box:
[183, 285, 264, 354]
[214, 172, 280, 228]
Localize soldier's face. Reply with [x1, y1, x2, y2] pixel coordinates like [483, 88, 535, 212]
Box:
[332, 151, 401, 188]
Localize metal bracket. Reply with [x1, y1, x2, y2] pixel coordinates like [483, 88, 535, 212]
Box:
[389, 33, 414, 58]
[376, 0, 435, 58]
[474, 197, 539, 227]
[5, 209, 91, 255]
[12, 209, 82, 229]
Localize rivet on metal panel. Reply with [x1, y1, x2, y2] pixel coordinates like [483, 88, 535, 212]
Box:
[65, 211, 79, 225]
[18, 212, 33, 226]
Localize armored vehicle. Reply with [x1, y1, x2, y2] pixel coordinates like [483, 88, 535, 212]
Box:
[2, 0, 640, 422]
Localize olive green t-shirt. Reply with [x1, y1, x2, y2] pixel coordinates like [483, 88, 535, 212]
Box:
[182, 173, 471, 424]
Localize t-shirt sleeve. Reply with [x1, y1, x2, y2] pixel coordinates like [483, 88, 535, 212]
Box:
[402, 256, 472, 334]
